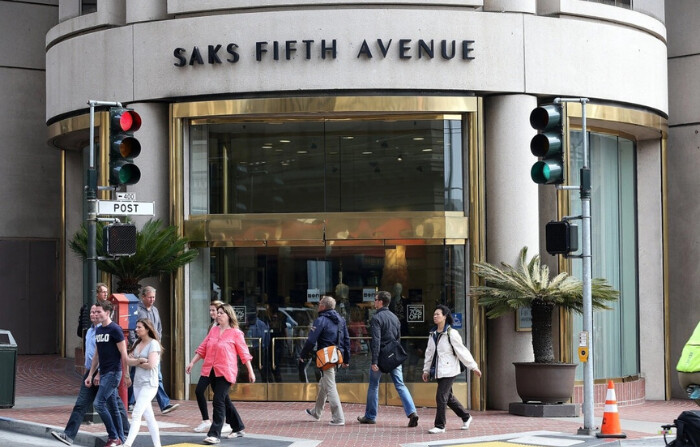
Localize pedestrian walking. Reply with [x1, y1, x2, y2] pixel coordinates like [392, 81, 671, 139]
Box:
[422, 304, 481, 434]
[186, 303, 256, 445]
[123, 319, 163, 447]
[191, 300, 233, 435]
[128, 286, 179, 415]
[86, 300, 131, 447]
[357, 290, 419, 427]
[51, 300, 130, 446]
[299, 295, 350, 426]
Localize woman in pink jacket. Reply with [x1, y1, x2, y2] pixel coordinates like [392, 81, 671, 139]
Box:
[186, 304, 255, 445]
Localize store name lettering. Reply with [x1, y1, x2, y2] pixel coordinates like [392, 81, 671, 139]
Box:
[173, 39, 475, 66]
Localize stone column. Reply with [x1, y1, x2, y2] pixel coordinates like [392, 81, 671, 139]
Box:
[482, 94, 540, 410]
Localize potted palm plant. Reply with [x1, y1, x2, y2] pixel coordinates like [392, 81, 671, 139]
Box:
[471, 246, 618, 404]
[69, 218, 198, 293]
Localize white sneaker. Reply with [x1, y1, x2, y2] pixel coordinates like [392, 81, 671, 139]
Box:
[462, 415, 473, 430]
[203, 436, 220, 444]
[221, 425, 233, 433]
[428, 427, 445, 434]
[227, 430, 245, 438]
[194, 421, 212, 433]
[329, 420, 345, 426]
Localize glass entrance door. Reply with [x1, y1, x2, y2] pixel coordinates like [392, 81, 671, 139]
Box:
[188, 242, 468, 405]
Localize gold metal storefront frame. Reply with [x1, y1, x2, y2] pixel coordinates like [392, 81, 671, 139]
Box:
[184, 212, 469, 247]
[558, 103, 668, 381]
[171, 96, 480, 407]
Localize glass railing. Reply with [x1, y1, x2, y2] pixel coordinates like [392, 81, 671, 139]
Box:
[238, 335, 467, 384]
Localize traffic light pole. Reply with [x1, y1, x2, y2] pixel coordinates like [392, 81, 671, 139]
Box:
[87, 100, 122, 306]
[553, 97, 594, 434]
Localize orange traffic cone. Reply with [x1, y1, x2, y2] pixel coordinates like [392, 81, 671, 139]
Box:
[596, 380, 627, 438]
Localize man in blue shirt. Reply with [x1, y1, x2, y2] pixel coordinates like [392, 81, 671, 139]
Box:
[50, 292, 130, 445]
[127, 286, 179, 414]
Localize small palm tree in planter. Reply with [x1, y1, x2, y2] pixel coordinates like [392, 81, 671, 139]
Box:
[69, 219, 198, 294]
[471, 246, 619, 404]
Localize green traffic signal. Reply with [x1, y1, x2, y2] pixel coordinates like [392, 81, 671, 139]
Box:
[529, 104, 564, 185]
[109, 107, 142, 186]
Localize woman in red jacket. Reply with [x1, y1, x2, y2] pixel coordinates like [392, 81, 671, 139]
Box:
[186, 304, 255, 445]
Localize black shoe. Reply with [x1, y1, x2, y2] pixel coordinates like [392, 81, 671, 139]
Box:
[357, 416, 376, 424]
[162, 403, 180, 414]
[408, 412, 419, 427]
[51, 431, 73, 446]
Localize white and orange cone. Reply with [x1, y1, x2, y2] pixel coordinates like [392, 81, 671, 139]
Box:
[596, 380, 627, 438]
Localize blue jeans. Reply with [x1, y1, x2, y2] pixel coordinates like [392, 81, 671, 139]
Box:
[363, 364, 416, 420]
[129, 365, 170, 411]
[63, 372, 97, 441]
[65, 372, 130, 441]
[93, 370, 124, 441]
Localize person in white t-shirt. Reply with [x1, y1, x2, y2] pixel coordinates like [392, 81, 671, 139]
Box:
[123, 319, 162, 447]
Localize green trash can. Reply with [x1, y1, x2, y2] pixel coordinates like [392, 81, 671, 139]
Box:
[0, 330, 17, 408]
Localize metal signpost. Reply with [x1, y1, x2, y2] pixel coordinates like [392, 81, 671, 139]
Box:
[553, 97, 595, 434]
[87, 100, 122, 305]
[86, 100, 153, 306]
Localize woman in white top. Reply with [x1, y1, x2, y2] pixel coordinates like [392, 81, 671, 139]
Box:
[422, 305, 482, 434]
[124, 318, 162, 447]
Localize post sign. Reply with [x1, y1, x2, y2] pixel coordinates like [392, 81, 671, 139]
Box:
[97, 200, 154, 216]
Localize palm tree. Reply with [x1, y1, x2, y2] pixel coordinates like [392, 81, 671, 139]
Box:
[471, 246, 618, 363]
[69, 219, 198, 294]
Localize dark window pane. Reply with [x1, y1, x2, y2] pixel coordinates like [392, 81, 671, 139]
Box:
[191, 117, 464, 213]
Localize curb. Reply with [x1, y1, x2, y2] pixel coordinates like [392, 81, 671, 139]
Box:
[0, 417, 105, 447]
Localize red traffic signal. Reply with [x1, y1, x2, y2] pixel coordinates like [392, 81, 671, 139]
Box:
[109, 107, 142, 186]
[115, 110, 142, 132]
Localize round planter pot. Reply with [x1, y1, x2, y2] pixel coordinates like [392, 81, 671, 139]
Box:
[513, 362, 577, 404]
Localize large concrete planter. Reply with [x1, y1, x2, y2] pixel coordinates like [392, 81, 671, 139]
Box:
[513, 362, 577, 404]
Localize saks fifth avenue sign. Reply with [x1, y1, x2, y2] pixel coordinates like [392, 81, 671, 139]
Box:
[173, 39, 475, 66]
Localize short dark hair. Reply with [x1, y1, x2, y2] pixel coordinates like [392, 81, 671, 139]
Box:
[376, 290, 391, 306]
[435, 304, 454, 326]
[97, 300, 113, 313]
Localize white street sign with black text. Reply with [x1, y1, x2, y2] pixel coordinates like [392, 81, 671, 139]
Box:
[97, 200, 154, 216]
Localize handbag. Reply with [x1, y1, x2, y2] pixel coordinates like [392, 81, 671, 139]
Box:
[315, 345, 343, 370]
[428, 351, 438, 380]
[315, 324, 344, 371]
[377, 338, 408, 373]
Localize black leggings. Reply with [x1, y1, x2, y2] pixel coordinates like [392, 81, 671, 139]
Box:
[195, 370, 244, 435]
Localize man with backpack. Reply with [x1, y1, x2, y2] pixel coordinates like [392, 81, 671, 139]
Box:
[299, 295, 350, 426]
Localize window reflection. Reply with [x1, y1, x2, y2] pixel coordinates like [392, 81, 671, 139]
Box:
[190, 118, 463, 214]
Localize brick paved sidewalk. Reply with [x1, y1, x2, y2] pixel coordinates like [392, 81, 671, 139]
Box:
[3, 355, 698, 446]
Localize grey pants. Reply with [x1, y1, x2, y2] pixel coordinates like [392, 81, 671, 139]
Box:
[311, 366, 344, 423]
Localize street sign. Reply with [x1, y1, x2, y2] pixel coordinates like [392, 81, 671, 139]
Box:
[116, 192, 136, 201]
[97, 200, 154, 216]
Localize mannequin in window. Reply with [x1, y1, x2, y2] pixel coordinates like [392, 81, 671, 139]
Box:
[389, 283, 407, 335]
[335, 270, 349, 319]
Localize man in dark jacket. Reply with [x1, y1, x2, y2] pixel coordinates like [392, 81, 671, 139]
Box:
[357, 290, 419, 427]
[299, 295, 350, 426]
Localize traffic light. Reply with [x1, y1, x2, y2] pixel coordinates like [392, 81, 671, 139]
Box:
[109, 107, 142, 186]
[545, 220, 578, 256]
[103, 223, 137, 256]
[530, 104, 564, 184]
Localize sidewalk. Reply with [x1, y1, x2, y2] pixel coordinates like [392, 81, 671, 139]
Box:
[1, 355, 695, 446]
